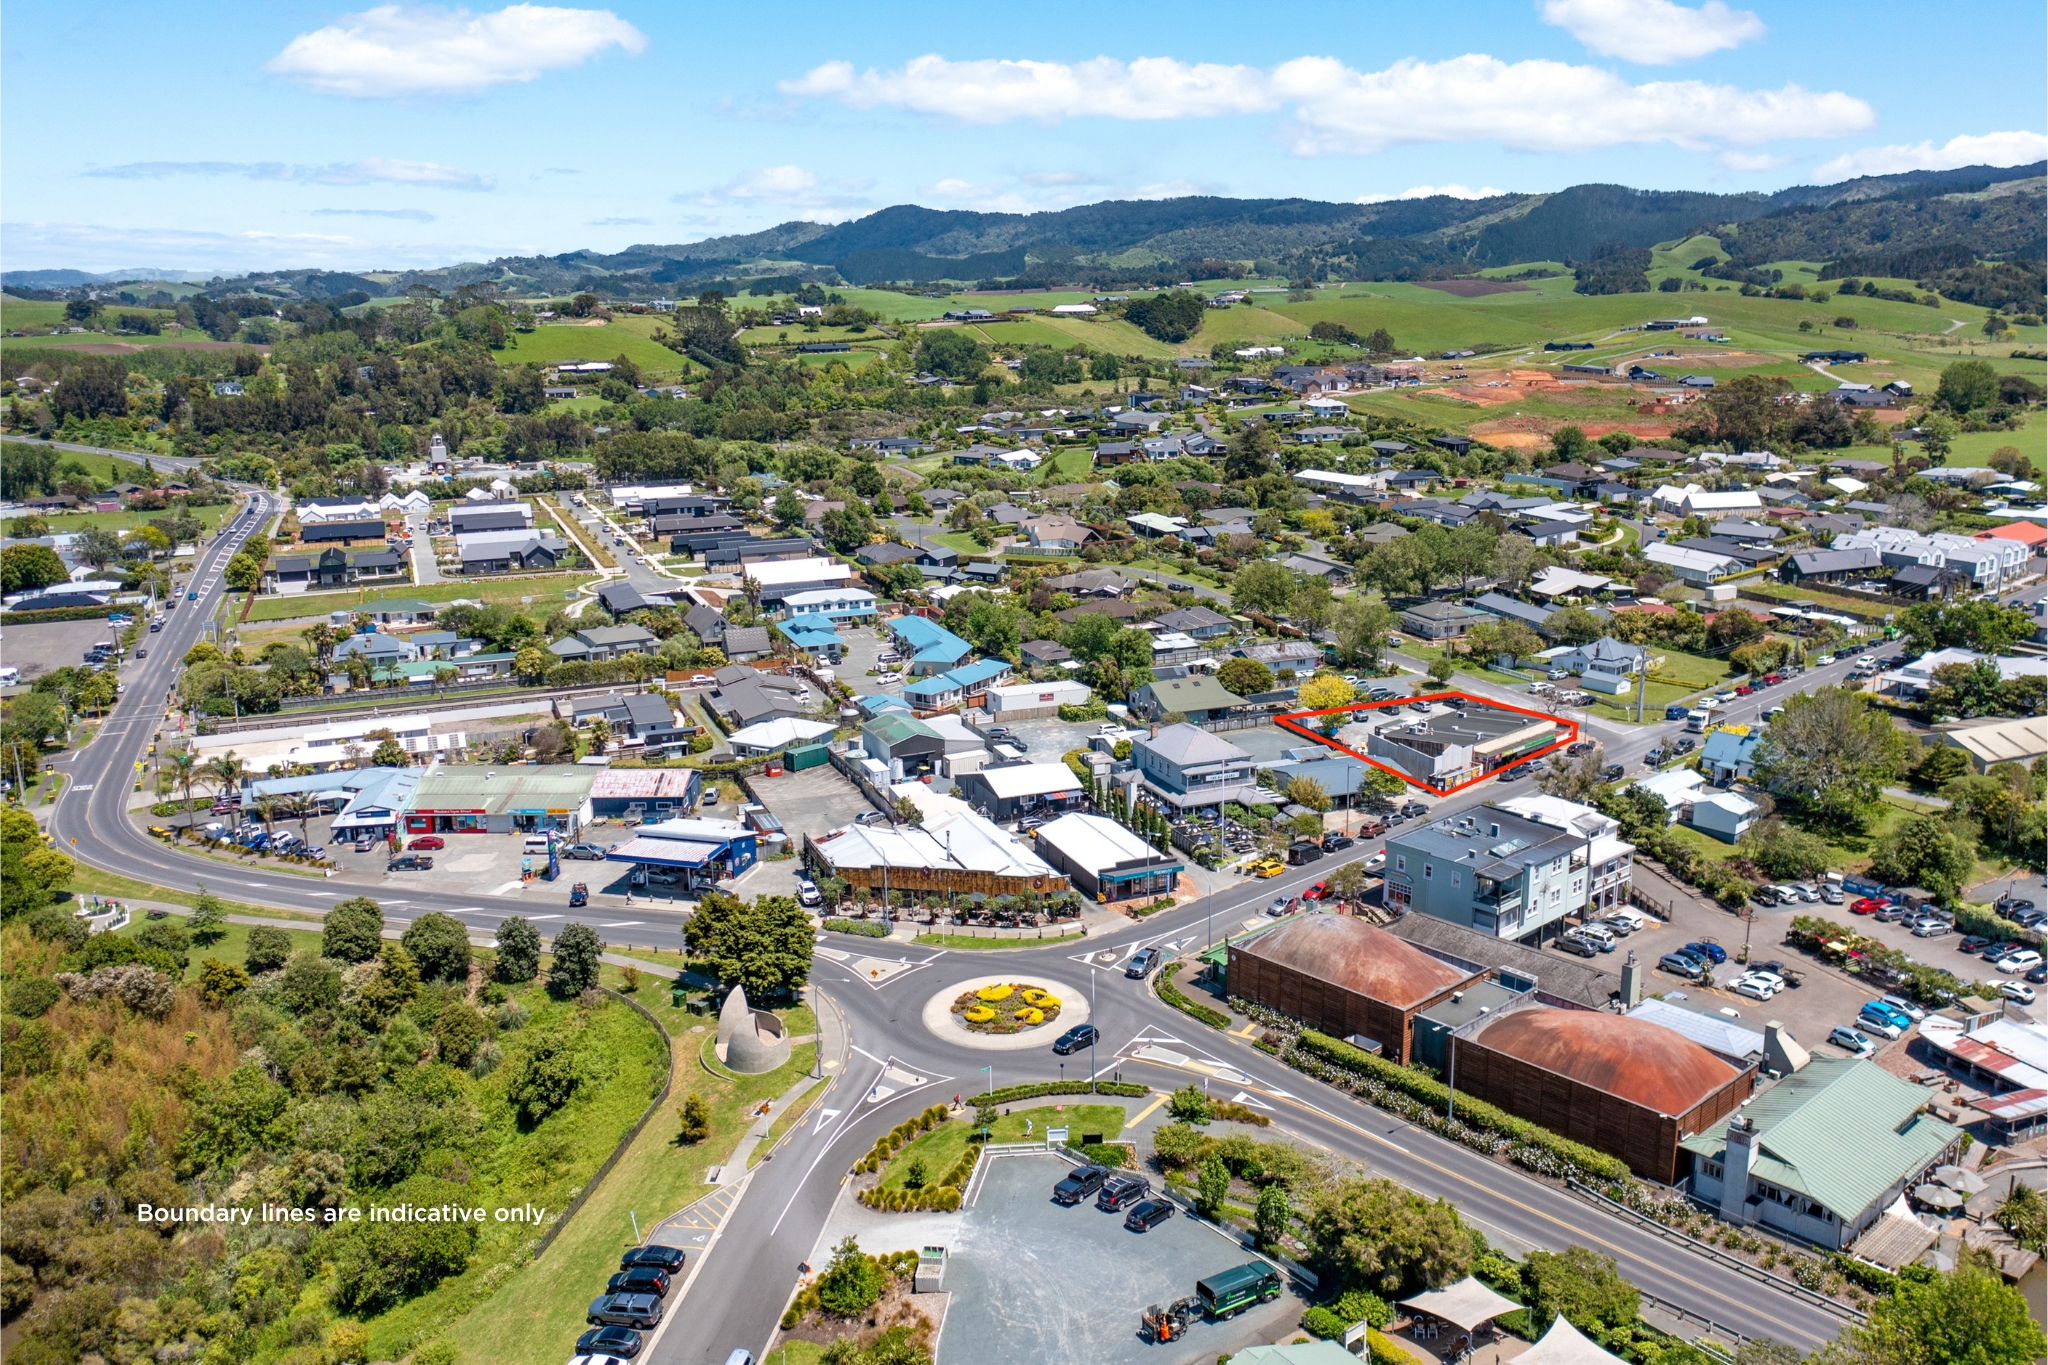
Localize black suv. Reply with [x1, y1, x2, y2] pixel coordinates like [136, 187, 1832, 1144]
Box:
[1096, 1173, 1152, 1212]
[1053, 1165, 1109, 1205]
[1052, 1023, 1098, 1055]
[1321, 833, 1354, 852]
[587, 1292, 664, 1328]
[1124, 1198, 1175, 1232]
[606, 1265, 671, 1297]
[619, 1245, 686, 1273]
[576, 1325, 645, 1359]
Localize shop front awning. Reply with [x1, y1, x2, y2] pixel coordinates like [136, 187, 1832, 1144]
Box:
[606, 836, 726, 868]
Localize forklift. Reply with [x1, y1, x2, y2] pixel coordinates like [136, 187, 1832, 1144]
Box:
[1139, 1298, 1199, 1344]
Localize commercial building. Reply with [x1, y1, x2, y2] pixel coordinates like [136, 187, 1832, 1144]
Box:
[1228, 914, 1478, 1065]
[725, 716, 835, 756]
[1128, 673, 1247, 723]
[242, 767, 419, 841]
[1490, 795, 1634, 916]
[1683, 1058, 1960, 1248]
[1030, 812, 1183, 903]
[603, 816, 758, 891]
[1130, 723, 1263, 811]
[587, 768, 703, 820]
[1450, 1006, 1756, 1183]
[952, 762, 1087, 822]
[400, 765, 598, 836]
[805, 785, 1067, 901]
[190, 712, 467, 772]
[1936, 716, 2048, 773]
[1383, 802, 1601, 941]
[862, 714, 948, 777]
[983, 679, 1092, 720]
[743, 556, 854, 603]
[1400, 600, 1493, 640]
[1365, 710, 1560, 791]
[1917, 1013, 2048, 1140]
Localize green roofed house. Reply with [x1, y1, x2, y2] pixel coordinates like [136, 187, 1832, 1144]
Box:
[1129, 673, 1248, 722]
[1682, 1058, 1960, 1251]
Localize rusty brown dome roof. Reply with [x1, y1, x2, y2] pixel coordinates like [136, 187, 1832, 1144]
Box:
[1472, 1008, 1738, 1116]
[1237, 914, 1472, 1009]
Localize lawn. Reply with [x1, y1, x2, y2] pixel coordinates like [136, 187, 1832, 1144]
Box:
[24, 503, 233, 535]
[912, 931, 1087, 950]
[875, 1102, 1130, 1191]
[111, 914, 327, 981]
[453, 986, 819, 1365]
[495, 320, 688, 376]
[929, 530, 987, 556]
[243, 574, 598, 622]
[1646, 649, 1735, 689]
[64, 867, 325, 925]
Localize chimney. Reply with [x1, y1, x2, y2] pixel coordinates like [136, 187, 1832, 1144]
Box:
[1719, 1112, 1760, 1224]
[1619, 951, 1642, 1008]
[1149, 722, 1159, 739]
[1764, 1020, 1810, 1076]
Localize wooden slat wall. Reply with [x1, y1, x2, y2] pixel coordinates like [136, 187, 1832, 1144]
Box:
[1450, 1038, 1755, 1184]
[1226, 947, 1450, 1064]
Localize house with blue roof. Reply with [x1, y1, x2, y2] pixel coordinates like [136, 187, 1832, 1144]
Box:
[902, 657, 1014, 714]
[852, 693, 912, 719]
[1700, 726, 1763, 785]
[780, 619, 845, 663]
[888, 614, 974, 674]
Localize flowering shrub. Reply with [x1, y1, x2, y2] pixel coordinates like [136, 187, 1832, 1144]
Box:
[963, 1006, 995, 1023]
[977, 984, 1014, 1002]
[1014, 1007, 1044, 1025]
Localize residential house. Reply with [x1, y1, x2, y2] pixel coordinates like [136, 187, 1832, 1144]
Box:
[547, 624, 658, 663]
[855, 542, 921, 567]
[1550, 637, 1648, 695]
[902, 658, 1014, 714]
[457, 529, 567, 574]
[708, 668, 809, 728]
[779, 587, 878, 625]
[779, 619, 844, 662]
[1043, 568, 1129, 597]
[572, 692, 690, 755]
[1022, 515, 1098, 550]
[1472, 592, 1555, 637]
[1522, 521, 1580, 548]
[296, 496, 381, 523]
[1400, 600, 1493, 640]
[1699, 726, 1762, 785]
[1293, 468, 1386, 502]
[1780, 547, 1882, 586]
[887, 614, 975, 675]
[1151, 605, 1234, 640]
[1127, 512, 1191, 538]
[1129, 723, 1263, 810]
[1020, 639, 1074, 668]
[684, 605, 728, 646]
[719, 626, 772, 661]
[1129, 673, 1247, 722]
[300, 517, 388, 545]
[265, 546, 408, 593]
[1645, 542, 1739, 584]
[1238, 640, 1323, 674]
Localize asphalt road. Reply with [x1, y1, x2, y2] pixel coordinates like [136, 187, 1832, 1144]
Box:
[0, 431, 207, 476]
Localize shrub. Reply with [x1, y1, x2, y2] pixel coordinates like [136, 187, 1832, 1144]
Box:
[3, 976, 60, 1018]
[243, 926, 292, 975]
[822, 917, 889, 938]
[815, 1236, 884, 1317]
[1158, 962, 1230, 1029]
[968, 1080, 1147, 1106]
[678, 1092, 711, 1144]
[1303, 1307, 1347, 1339]
[401, 912, 472, 983]
[1168, 1083, 1214, 1124]
[323, 897, 384, 962]
[1152, 1121, 1209, 1168]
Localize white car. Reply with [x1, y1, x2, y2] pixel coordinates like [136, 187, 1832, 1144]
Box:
[1996, 950, 2043, 974]
[1733, 977, 1776, 1002]
[1363, 851, 1387, 872]
[1855, 655, 1875, 668]
[1855, 1016, 1903, 1042]
[2000, 982, 2037, 1005]
[1744, 970, 1788, 992]
[1814, 654, 1836, 666]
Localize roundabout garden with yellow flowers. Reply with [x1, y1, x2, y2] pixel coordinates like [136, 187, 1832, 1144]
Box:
[952, 982, 1063, 1034]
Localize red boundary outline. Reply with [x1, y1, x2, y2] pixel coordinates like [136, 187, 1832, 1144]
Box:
[1273, 691, 1580, 799]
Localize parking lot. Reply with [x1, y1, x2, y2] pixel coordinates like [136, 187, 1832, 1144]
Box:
[735, 764, 879, 900]
[4, 618, 135, 683]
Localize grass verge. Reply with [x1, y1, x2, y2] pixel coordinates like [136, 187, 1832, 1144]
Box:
[912, 931, 1087, 950]
[63, 868, 325, 922]
[876, 1103, 1129, 1191]
[751, 1076, 831, 1168]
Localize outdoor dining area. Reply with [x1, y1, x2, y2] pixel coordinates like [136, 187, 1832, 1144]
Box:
[1392, 1277, 1627, 1365]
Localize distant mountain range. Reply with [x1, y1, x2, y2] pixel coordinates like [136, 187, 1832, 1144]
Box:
[7, 162, 2042, 299]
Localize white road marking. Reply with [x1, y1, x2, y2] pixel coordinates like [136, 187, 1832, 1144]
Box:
[600, 921, 645, 928]
[528, 914, 563, 921]
[1231, 1091, 1274, 1109]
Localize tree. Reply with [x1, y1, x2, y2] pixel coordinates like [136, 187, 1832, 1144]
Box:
[1167, 1082, 1213, 1123]
[0, 544, 67, 594]
[1523, 1245, 1638, 1337]
[1935, 359, 1999, 414]
[1868, 815, 1977, 898]
[74, 526, 124, 568]
[1703, 373, 1792, 450]
[1549, 425, 1591, 460]
[188, 884, 227, 945]
[371, 738, 409, 767]
[505, 1026, 583, 1124]
[1362, 534, 1437, 599]
[1223, 419, 1276, 483]
[1364, 327, 1395, 357]
[1836, 1258, 2039, 1365]
[1441, 524, 1498, 594]
[1123, 291, 1205, 343]
[198, 958, 251, 1008]
[1197, 1155, 1231, 1217]
[1535, 749, 1605, 803]
[915, 331, 988, 381]
[1231, 560, 1297, 618]
[432, 1004, 487, 1068]
[1217, 657, 1274, 697]
[323, 896, 385, 962]
[1925, 659, 2007, 719]
[1330, 598, 1395, 667]
[683, 892, 814, 999]
[1751, 687, 1910, 827]
[224, 552, 263, 592]
[547, 921, 603, 996]
[1541, 606, 1603, 646]
[1297, 674, 1355, 714]
[401, 912, 472, 983]
[677, 1092, 711, 1144]
[816, 1235, 884, 1317]
[1898, 601, 2035, 656]
[1304, 1176, 1472, 1295]
[245, 925, 292, 974]
[496, 916, 542, 982]
[1286, 775, 1331, 813]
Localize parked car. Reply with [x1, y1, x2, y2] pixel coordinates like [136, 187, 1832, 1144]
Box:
[1600, 764, 1625, 781]
[1826, 1026, 1876, 1057]
[1982, 941, 2026, 962]
[1999, 982, 2037, 1005]
[1125, 947, 1163, 979]
[1123, 1198, 1175, 1233]
[1879, 993, 1926, 1022]
[2012, 907, 2048, 929]
[408, 835, 445, 851]
[1247, 858, 1285, 879]
[387, 854, 433, 872]
[576, 1326, 645, 1359]
[1494, 764, 1529, 783]
[619, 1245, 686, 1273]
[587, 1293, 664, 1329]
[1684, 940, 1727, 964]
[1053, 1166, 1109, 1206]
[1658, 951, 1705, 978]
[1557, 933, 1600, 959]
[353, 837, 375, 853]
[1096, 1173, 1152, 1212]
[1733, 976, 1776, 1002]
[562, 842, 608, 860]
[1910, 917, 1949, 937]
[1321, 833, 1354, 852]
[795, 878, 823, 908]
[1265, 895, 1294, 917]
[1997, 950, 2043, 974]
[1051, 1024, 1098, 1056]
[2028, 963, 2048, 985]
[1604, 907, 1647, 933]
[1958, 935, 1994, 954]
[1820, 884, 1844, 905]
[605, 1266, 671, 1298]
[1854, 1014, 1903, 1042]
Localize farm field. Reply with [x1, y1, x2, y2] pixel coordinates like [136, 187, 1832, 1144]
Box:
[242, 573, 599, 622]
[496, 319, 688, 374]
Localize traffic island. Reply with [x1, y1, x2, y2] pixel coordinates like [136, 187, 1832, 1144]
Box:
[919, 973, 1090, 1052]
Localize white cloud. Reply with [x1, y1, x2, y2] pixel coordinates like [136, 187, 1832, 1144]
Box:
[268, 4, 646, 97]
[1538, 0, 1765, 65]
[0, 220, 423, 272]
[681, 165, 874, 219]
[1356, 183, 1507, 202]
[1811, 130, 2048, 182]
[588, 216, 652, 226]
[783, 52, 1870, 154]
[85, 158, 493, 190]
[1715, 150, 1788, 171]
[1132, 180, 1214, 200]
[312, 207, 437, 220]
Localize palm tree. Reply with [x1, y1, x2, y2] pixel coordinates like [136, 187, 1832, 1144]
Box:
[204, 752, 246, 808]
[587, 719, 612, 756]
[343, 655, 372, 693]
[301, 622, 337, 675]
[166, 749, 198, 837]
[253, 794, 280, 841]
[280, 790, 317, 842]
[433, 665, 457, 699]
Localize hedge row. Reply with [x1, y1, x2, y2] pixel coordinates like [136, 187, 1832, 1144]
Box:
[1157, 962, 1230, 1030]
[0, 606, 133, 624]
[1292, 1031, 1631, 1183]
[858, 1183, 963, 1212]
[820, 917, 889, 938]
[850, 1103, 949, 1175]
[970, 1081, 1148, 1106]
[1067, 1139, 1134, 1169]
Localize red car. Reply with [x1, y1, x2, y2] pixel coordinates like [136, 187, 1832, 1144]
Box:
[1850, 897, 1886, 915]
[1303, 881, 1329, 900]
[407, 835, 445, 851]
[1735, 684, 1756, 696]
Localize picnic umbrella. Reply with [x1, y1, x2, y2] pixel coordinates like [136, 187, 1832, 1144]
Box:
[1933, 1165, 1987, 1194]
[1912, 1184, 1964, 1210]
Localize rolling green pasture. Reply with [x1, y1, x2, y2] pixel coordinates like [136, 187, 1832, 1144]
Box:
[242, 574, 598, 622]
[496, 320, 686, 374]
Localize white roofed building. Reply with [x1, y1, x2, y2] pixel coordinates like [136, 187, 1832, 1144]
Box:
[951, 762, 1087, 822]
[805, 785, 1067, 899]
[1032, 812, 1184, 903]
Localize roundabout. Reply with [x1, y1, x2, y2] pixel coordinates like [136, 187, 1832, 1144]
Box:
[920, 972, 1091, 1052]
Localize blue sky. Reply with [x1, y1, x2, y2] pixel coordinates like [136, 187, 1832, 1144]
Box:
[4, 0, 2043, 273]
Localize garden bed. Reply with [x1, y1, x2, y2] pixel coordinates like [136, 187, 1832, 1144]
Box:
[953, 981, 1064, 1034]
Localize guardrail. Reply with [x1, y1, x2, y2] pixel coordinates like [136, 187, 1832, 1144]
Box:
[1564, 1178, 1865, 1323]
[1636, 1292, 1744, 1358]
